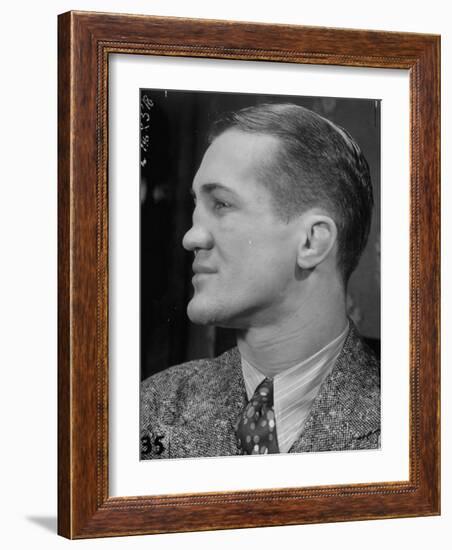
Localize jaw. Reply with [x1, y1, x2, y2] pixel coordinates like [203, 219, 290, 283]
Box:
[186, 293, 291, 331]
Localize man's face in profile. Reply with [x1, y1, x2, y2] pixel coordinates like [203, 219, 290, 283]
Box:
[182, 129, 302, 330]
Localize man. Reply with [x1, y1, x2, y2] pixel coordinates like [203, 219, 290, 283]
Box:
[140, 103, 380, 459]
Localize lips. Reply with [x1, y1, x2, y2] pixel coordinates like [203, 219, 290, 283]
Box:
[192, 262, 217, 274]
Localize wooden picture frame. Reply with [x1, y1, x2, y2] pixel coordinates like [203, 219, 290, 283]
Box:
[58, 10, 440, 538]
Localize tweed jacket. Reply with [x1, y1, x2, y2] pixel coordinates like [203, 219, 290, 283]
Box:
[140, 323, 380, 459]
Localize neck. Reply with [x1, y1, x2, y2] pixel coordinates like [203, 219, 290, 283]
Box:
[236, 281, 347, 378]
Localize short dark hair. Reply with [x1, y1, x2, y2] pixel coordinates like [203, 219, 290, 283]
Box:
[208, 103, 374, 284]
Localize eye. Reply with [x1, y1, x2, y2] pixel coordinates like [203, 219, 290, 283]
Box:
[213, 199, 231, 211]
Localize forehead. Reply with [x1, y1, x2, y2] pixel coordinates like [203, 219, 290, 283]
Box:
[193, 129, 280, 194]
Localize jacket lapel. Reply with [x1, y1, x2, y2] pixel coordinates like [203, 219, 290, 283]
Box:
[289, 323, 380, 453]
[206, 347, 247, 456]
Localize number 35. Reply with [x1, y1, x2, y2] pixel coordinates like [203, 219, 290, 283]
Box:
[141, 434, 165, 455]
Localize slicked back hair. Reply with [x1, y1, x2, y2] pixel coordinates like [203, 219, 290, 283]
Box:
[208, 103, 374, 285]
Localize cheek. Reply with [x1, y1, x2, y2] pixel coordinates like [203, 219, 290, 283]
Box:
[225, 238, 282, 280]
[249, 238, 295, 283]
[216, 231, 252, 264]
[216, 223, 294, 280]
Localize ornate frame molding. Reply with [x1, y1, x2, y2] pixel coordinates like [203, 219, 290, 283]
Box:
[58, 11, 440, 538]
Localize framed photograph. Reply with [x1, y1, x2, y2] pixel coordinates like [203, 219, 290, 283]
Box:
[58, 11, 440, 538]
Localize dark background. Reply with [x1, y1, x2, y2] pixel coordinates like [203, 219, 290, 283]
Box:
[140, 89, 381, 381]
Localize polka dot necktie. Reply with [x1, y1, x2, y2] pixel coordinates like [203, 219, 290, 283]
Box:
[236, 377, 279, 455]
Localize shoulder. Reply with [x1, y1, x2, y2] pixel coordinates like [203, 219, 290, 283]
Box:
[338, 325, 380, 400]
[140, 347, 240, 418]
[335, 323, 381, 437]
[141, 346, 240, 394]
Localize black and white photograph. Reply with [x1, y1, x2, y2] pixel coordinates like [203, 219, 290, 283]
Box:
[139, 90, 381, 460]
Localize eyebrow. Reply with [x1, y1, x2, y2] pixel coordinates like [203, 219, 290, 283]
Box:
[191, 183, 239, 199]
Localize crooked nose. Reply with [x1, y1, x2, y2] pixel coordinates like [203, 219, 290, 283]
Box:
[182, 223, 213, 252]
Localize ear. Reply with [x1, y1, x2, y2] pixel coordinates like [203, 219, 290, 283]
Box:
[296, 213, 338, 270]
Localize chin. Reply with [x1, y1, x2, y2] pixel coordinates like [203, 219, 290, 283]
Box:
[186, 298, 211, 325]
[187, 296, 234, 327]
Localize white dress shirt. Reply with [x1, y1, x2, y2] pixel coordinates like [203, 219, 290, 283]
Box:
[241, 322, 350, 453]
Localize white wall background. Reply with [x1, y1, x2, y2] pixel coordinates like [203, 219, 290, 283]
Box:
[0, 0, 449, 548]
